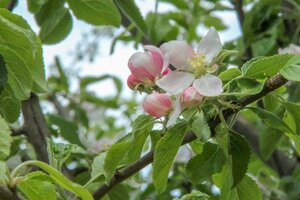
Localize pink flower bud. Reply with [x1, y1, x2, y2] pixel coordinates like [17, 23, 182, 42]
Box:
[142, 92, 172, 118]
[181, 87, 204, 108]
[127, 74, 141, 90]
[128, 46, 164, 84]
[162, 67, 172, 75]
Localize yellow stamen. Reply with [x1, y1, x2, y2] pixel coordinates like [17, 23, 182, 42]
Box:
[188, 52, 206, 77]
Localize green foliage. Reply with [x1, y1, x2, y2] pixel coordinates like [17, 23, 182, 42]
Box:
[0, 55, 7, 93]
[90, 152, 106, 184]
[186, 142, 225, 185]
[14, 161, 93, 200]
[67, 0, 121, 27]
[153, 122, 187, 194]
[259, 127, 283, 160]
[47, 139, 75, 170]
[191, 112, 211, 142]
[229, 131, 251, 188]
[218, 68, 241, 82]
[280, 55, 300, 82]
[242, 54, 294, 79]
[35, 0, 73, 44]
[0, 115, 11, 160]
[18, 179, 56, 200]
[113, 0, 147, 36]
[283, 102, 300, 134]
[0, 89, 21, 123]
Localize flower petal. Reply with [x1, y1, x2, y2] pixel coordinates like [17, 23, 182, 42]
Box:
[160, 40, 194, 70]
[144, 45, 164, 72]
[193, 74, 223, 97]
[167, 95, 182, 127]
[156, 71, 195, 95]
[197, 27, 222, 64]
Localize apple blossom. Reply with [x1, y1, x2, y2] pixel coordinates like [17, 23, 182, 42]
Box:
[127, 74, 141, 90]
[156, 27, 223, 97]
[181, 86, 204, 108]
[142, 92, 173, 118]
[279, 44, 300, 54]
[128, 45, 168, 86]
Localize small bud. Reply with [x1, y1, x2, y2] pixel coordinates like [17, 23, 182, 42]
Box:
[181, 87, 204, 108]
[127, 75, 140, 90]
[142, 92, 172, 118]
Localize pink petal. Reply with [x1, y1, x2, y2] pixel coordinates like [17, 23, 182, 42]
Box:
[197, 27, 222, 64]
[142, 92, 172, 118]
[193, 74, 223, 97]
[160, 40, 195, 70]
[156, 71, 195, 95]
[167, 95, 182, 127]
[144, 45, 164, 73]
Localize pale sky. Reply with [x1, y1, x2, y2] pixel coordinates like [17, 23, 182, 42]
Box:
[14, 0, 241, 98]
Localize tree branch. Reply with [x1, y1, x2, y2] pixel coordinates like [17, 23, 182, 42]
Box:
[93, 74, 288, 199]
[7, 0, 17, 11]
[22, 93, 50, 163]
[0, 185, 20, 200]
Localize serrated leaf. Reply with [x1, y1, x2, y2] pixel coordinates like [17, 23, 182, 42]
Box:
[247, 106, 295, 134]
[191, 112, 211, 142]
[91, 152, 106, 179]
[220, 174, 262, 200]
[0, 55, 7, 93]
[259, 127, 282, 160]
[186, 142, 225, 185]
[282, 102, 300, 134]
[67, 0, 120, 26]
[0, 9, 45, 95]
[126, 115, 154, 164]
[104, 134, 132, 182]
[0, 45, 32, 100]
[283, 111, 300, 156]
[153, 122, 187, 194]
[219, 68, 241, 82]
[0, 115, 12, 160]
[18, 179, 56, 200]
[36, 0, 73, 44]
[229, 131, 251, 188]
[0, 89, 21, 123]
[280, 55, 300, 82]
[242, 54, 294, 79]
[47, 139, 75, 170]
[114, 0, 147, 36]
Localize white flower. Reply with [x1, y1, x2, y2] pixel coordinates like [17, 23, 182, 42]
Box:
[156, 27, 223, 97]
[279, 44, 300, 54]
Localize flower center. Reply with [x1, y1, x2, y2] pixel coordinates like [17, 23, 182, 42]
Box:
[188, 52, 206, 77]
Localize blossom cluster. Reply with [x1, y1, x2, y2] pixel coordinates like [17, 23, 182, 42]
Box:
[127, 27, 223, 127]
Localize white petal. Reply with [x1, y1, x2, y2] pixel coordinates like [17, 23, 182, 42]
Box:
[167, 95, 182, 127]
[197, 27, 222, 64]
[160, 40, 194, 70]
[279, 44, 300, 54]
[193, 74, 223, 97]
[156, 71, 195, 95]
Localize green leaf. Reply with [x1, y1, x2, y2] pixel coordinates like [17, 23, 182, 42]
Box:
[0, 89, 21, 123]
[0, 0, 9, 8]
[259, 127, 282, 160]
[107, 184, 129, 200]
[47, 139, 75, 170]
[104, 134, 132, 182]
[91, 152, 106, 180]
[26, 0, 49, 13]
[113, 0, 147, 36]
[0, 45, 32, 100]
[0, 9, 45, 95]
[246, 106, 295, 134]
[191, 112, 211, 142]
[0, 55, 7, 93]
[47, 114, 83, 146]
[186, 142, 225, 185]
[229, 131, 251, 188]
[242, 54, 294, 79]
[36, 0, 73, 44]
[18, 179, 56, 200]
[282, 102, 300, 134]
[14, 160, 93, 200]
[126, 115, 154, 164]
[67, 0, 121, 26]
[221, 174, 262, 200]
[0, 115, 11, 160]
[263, 93, 280, 112]
[283, 111, 300, 156]
[280, 55, 300, 82]
[219, 68, 241, 82]
[0, 161, 7, 184]
[153, 122, 187, 194]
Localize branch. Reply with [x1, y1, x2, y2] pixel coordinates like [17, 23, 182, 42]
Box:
[22, 93, 50, 163]
[93, 74, 288, 199]
[0, 185, 20, 200]
[7, 0, 17, 11]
